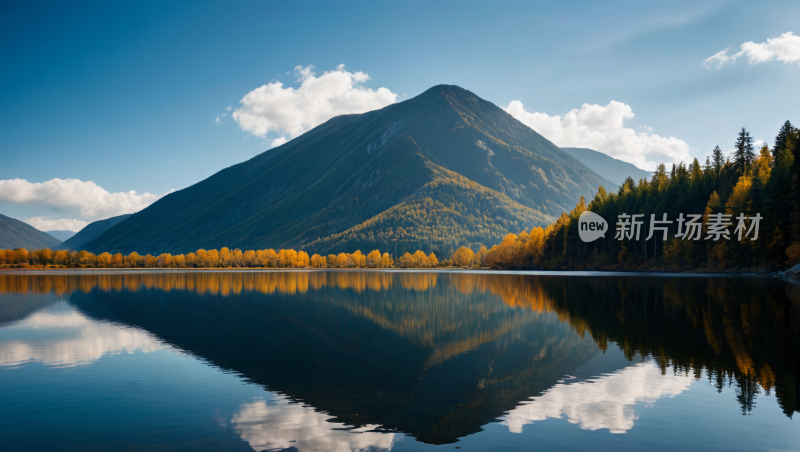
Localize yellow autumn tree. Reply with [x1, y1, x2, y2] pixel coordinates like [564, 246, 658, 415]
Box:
[310, 254, 327, 268]
[398, 252, 414, 268]
[194, 249, 208, 267]
[412, 250, 430, 267]
[207, 249, 220, 267]
[753, 144, 771, 183]
[219, 247, 232, 267]
[243, 250, 256, 266]
[525, 227, 546, 265]
[326, 254, 337, 268]
[296, 251, 310, 268]
[367, 250, 382, 268]
[277, 249, 298, 267]
[451, 246, 475, 267]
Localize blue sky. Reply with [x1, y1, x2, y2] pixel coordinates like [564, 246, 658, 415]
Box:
[1, 0, 798, 231]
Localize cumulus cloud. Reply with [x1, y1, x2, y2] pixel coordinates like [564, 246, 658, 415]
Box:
[270, 137, 288, 148]
[25, 217, 88, 232]
[502, 361, 693, 434]
[0, 301, 165, 368]
[232, 396, 399, 452]
[504, 100, 691, 170]
[704, 32, 800, 68]
[0, 178, 171, 219]
[232, 64, 397, 139]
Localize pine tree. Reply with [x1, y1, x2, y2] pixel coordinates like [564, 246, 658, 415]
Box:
[734, 128, 754, 176]
[773, 120, 793, 156]
[712, 145, 724, 176]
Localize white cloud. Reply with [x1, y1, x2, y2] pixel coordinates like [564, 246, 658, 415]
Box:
[233, 64, 397, 138]
[0, 301, 165, 368]
[0, 178, 171, 219]
[232, 396, 399, 452]
[215, 112, 228, 123]
[504, 100, 691, 170]
[25, 216, 88, 232]
[270, 137, 288, 148]
[502, 361, 693, 434]
[704, 32, 800, 68]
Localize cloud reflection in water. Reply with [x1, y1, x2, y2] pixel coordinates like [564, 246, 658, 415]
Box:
[232, 396, 400, 452]
[502, 361, 693, 434]
[0, 301, 165, 368]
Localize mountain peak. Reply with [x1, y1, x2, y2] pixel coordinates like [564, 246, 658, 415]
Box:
[85, 87, 612, 256]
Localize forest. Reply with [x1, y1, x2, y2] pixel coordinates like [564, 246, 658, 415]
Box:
[481, 121, 800, 271]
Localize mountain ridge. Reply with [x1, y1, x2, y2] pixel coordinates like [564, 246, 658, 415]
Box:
[45, 230, 77, 241]
[58, 214, 132, 251]
[560, 147, 651, 186]
[0, 213, 62, 250]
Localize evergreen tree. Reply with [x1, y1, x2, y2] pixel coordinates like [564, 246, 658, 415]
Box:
[773, 120, 793, 156]
[734, 128, 754, 176]
[712, 145, 724, 176]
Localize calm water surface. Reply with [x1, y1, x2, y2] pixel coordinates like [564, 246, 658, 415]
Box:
[0, 271, 798, 451]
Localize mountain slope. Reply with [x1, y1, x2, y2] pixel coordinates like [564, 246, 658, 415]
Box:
[58, 214, 131, 251]
[307, 162, 545, 254]
[46, 230, 77, 241]
[0, 213, 62, 250]
[560, 147, 651, 186]
[86, 85, 613, 256]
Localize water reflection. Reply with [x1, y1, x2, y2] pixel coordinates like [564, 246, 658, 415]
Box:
[0, 271, 797, 447]
[232, 396, 399, 452]
[502, 361, 693, 434]
[0, 301, 164, 368]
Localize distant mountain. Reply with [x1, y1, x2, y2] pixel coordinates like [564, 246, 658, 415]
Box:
[0, 213, 62, 250]
[86, 85, 614, 256]
[46, 230, 77, 241]
[560, 147, 651, 186]
[58, 214, 131, 251]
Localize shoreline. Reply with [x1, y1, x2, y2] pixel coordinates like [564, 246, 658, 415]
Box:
[0, 266, 795, 280]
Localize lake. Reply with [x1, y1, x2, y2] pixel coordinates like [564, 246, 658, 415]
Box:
[0, 270, 798, 451]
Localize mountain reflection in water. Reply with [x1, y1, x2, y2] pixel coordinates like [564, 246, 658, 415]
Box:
[0, 271, 798, 448]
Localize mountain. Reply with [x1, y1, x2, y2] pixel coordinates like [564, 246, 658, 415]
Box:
[46, 230, 76, 241]
[58, 214, 131, 251]
[560, 147, 651, 186]
[0, 213, 62, 250]
[86, 85, 614, 256]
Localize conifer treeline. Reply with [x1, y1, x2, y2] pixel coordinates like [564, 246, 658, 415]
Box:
[482, 121, 800, 270]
